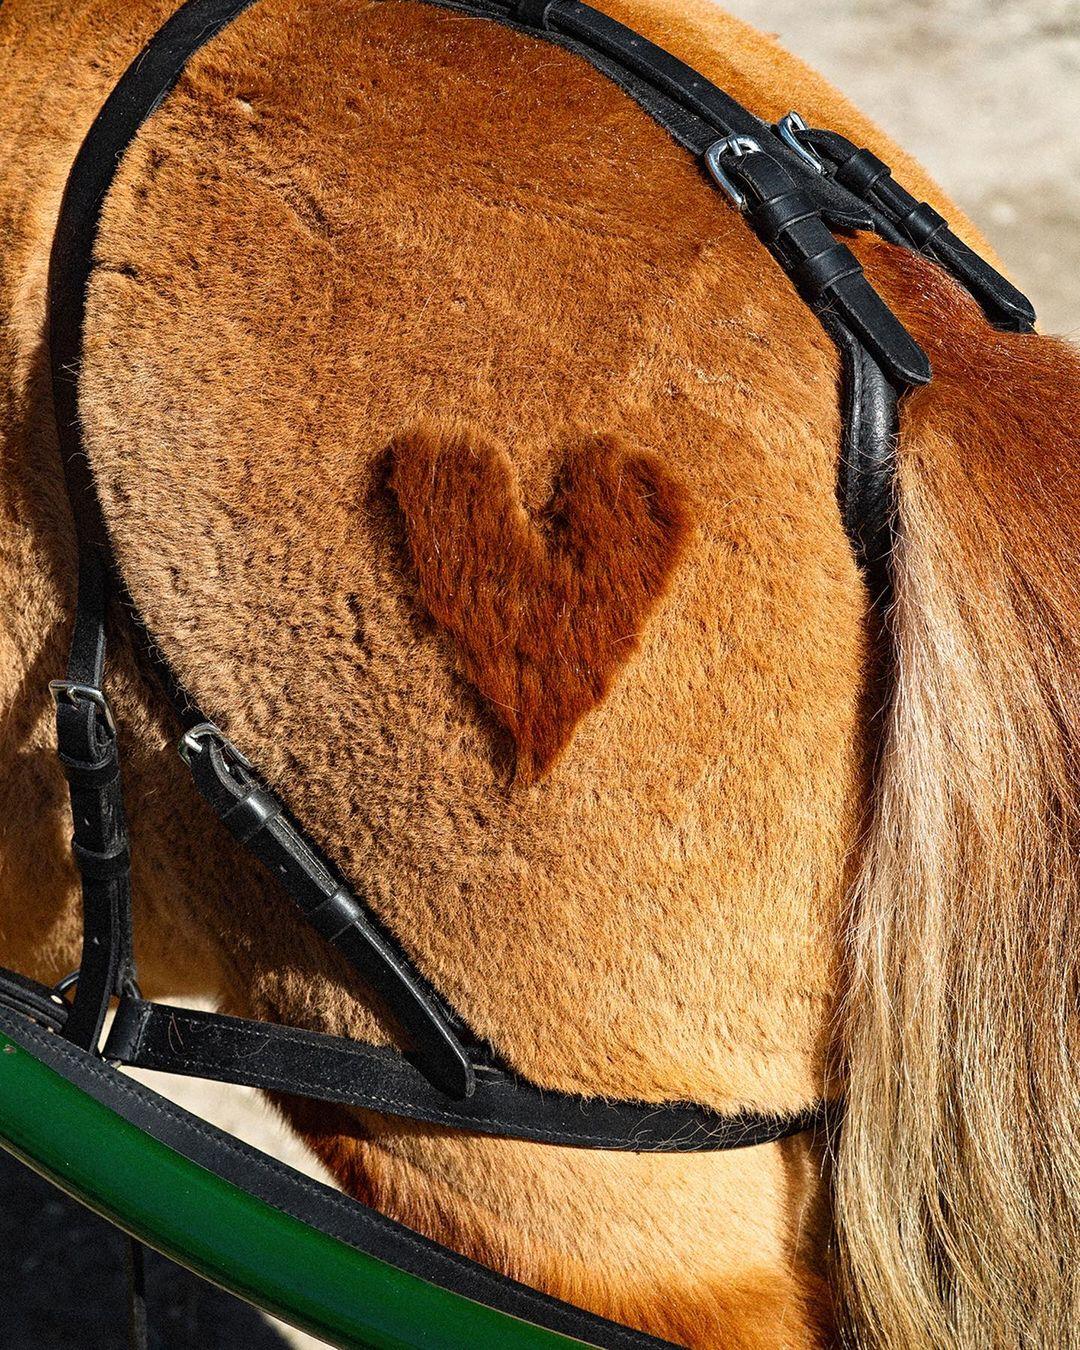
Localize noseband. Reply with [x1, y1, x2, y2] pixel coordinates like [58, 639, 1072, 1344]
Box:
[0, 1, 1033, 1345]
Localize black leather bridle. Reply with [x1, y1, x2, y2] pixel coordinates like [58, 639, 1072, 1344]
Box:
[0, 0, 1034, 1345]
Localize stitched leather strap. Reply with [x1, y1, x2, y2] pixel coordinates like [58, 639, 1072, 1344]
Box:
[536, 0, 872, 227]
[794, 125, 1037, 332]
[102, 996, 831, 1152]
[47, 555, 137, 1051]
[45, 1, 265, 1054]
[0, 971, 70, 1034]
[707, 143, 931, 386]
[48, 0, 258, 565]
[824, 319, 899, 607]
[179, 727, 475, 1099]
[437, 0, 872, 227]
[433, 0, 938, 392]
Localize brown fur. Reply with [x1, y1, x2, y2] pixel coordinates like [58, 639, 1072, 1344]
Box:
[389, 424, 691, 778]
[1, 0, 1077, 1345]
[75, 0, 866, 1114]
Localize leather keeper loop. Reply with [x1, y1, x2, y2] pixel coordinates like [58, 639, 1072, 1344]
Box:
[71, 837, 131, 881]
[220, 786, 281, 844]
[899, 200, 948, 249]
[834, 147, 889, 198]
[793, 241, 863, 299]
[752, 188, 817, 244]
[306, 886, 366, 942]
[58, 749, 120, 790]
[513, 0, 554, 27]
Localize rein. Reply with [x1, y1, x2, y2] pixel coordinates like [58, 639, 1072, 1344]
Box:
[0, 0, 1033, 1345]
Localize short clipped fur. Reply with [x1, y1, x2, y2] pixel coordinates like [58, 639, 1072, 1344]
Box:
[2, 0, 1079, 1346]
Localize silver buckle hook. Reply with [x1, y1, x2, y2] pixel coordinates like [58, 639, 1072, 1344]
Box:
[48, 680, 116, 736]
[703, 135, 761, 211]
[178, 721, 253, 771]
[776, 111, 826, 174]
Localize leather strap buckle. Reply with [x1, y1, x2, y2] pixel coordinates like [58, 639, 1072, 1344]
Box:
[703, 135, 761, 211]
[178, 721, 253, 772]
[48, 680, 116, 735]
[775, 111, 826, 175]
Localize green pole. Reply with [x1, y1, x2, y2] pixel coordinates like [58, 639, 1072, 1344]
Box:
[0, 1030, 585, 1350]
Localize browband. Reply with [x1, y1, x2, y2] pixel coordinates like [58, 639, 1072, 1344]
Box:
[4, 0, 1033, 1162]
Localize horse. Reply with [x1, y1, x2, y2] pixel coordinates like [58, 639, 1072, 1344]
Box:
[2, 0, 1078, 1345]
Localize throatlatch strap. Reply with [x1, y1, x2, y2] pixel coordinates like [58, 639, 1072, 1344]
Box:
[104, 997, 830, 1152]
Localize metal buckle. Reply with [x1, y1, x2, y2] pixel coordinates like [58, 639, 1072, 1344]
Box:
[48, 680, 116, 736]
[776, 111, 826, 174]
[178, 721, 253, 771]
[53, 970, 81, 997]
[703, 135, 761, 211]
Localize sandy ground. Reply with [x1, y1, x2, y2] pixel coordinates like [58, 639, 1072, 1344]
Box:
[3, 4, 1076, 1347]
[727, 0, 1080, 335]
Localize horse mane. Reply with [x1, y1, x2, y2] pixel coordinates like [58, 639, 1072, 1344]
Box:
[836, 241, 1080, 1345]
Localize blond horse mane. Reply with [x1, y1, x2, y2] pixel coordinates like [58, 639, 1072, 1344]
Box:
[836, 285, 1080, 1345]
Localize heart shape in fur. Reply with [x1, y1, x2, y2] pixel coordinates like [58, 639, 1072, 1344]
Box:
[389, 422, 691, 780]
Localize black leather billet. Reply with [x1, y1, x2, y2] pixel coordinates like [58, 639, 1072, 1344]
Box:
[105, 998, 833, 1153]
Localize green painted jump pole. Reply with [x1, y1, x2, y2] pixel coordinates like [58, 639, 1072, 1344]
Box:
[0, 1029, 584, 1350]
